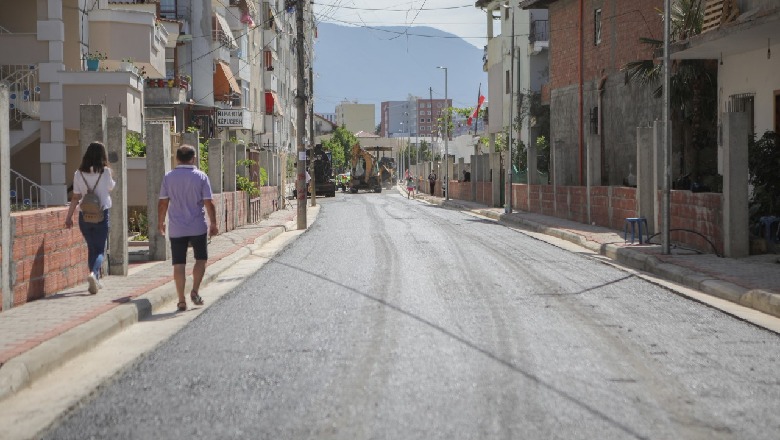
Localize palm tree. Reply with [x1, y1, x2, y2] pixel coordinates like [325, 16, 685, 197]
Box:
[621, 0, 718, 187]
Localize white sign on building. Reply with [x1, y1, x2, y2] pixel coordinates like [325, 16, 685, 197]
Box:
[216, 109, 250, 128]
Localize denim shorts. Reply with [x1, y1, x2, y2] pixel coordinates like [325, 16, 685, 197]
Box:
[169, 234, 208, 265]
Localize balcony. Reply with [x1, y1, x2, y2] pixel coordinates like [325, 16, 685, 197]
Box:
[60, 71, 144, 132]
[530, 19, 549, 54]
[530, 20, 549, 43]
[88, 8, 168, 78]
[144, 75, 190, 105]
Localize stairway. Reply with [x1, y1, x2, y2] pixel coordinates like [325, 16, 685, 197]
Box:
[2, 65, 41, 152]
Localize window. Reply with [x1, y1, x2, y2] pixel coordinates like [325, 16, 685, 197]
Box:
[594, 9, 602, 45]
[728, 93, 755, 136]
[160, 0, 177, 19]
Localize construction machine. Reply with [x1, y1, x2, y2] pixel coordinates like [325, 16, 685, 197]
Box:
[349, 144, 383, 193]
[377, 156, 396, 189]
[293, 143, 336, 198]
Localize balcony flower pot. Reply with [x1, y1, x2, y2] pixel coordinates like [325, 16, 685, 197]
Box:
[120, 61, 134, 72]
[86, 59, 100, 71]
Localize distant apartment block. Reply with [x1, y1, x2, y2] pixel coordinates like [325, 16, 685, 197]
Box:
[381, 97, 451, 138]
[335, 101, 375, 134]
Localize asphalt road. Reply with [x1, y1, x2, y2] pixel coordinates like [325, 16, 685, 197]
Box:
[43, 190, 780, 440]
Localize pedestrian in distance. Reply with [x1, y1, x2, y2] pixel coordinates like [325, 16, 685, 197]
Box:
[406, 175, 416, 199]
[428, 171, 437, 195]
[65, 141, 116, 294]
[157, 144, 219, 312]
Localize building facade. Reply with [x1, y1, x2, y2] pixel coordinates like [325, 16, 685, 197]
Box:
[0, 0, 286, 203]
[381, 97, 452, 138]
[518, 0, 663, 187]
[335, 100, 375, 134]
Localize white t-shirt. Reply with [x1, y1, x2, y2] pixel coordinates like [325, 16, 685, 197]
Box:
[72, 168, 116, 211]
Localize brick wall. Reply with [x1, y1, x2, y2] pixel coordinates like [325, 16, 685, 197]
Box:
[0, 188, 280, 311]
[259, 186, 278, 218]
[669, 190, 723, 254]
[469, 183, 721, 254]
[549, 0, 663, 90]
[6, 209, 86, 307]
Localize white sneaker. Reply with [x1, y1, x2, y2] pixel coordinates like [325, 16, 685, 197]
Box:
[96, 277, 104, 289]
[87, 273, 98, 294]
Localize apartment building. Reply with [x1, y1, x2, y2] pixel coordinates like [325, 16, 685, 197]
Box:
[335, 100, 375, 134]
[380, 97, 451, 138]
[476, 0, 549, 186]
[1, 0, 316, 204]
[670, 0, 780, 137]
[516, 0, 663, 187]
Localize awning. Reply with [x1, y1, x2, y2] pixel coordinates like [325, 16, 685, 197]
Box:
[265, 91, 284, 116]
[214, 13, 238, 49]
[214, 61, 241, 101]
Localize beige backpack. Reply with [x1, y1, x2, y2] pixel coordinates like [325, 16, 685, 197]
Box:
[79, 170, 104, 223]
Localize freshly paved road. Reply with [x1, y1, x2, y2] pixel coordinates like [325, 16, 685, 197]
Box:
[43, 190, 780, 440]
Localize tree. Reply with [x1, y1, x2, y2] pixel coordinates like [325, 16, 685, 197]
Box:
[748, 132, 780, 225]
[621, 0, 718, 187]
[322, 126, 357, 173]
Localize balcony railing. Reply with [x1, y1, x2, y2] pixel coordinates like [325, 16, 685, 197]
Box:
[530, 20, 549, 43]
[1, 64, 40, 124]
[10, 169, 51, 212]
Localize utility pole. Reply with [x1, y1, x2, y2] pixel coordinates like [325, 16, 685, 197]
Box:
[295, 0, 307, 229]
[662, 0, 671, 253]
[309, 66, 316, 207]
[505, 3, 515, 214]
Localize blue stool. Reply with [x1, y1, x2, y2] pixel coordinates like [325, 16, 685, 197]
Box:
[624, 217, 648, 244]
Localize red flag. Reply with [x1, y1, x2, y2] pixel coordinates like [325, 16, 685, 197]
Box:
[467, 94, 485, 126]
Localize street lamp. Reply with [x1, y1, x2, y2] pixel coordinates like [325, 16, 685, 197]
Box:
[503, 2, 515, 214]
[437, 66, 449, 200]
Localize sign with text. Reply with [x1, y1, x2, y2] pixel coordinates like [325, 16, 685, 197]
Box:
[216, 109, 249, 128]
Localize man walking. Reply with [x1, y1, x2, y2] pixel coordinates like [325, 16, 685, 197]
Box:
[158, 144, 219, 312]
[428, 171, 437, 195]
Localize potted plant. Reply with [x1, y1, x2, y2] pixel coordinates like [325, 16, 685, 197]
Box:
[85, 52, 106, 71]
[120, 58, 134, 72]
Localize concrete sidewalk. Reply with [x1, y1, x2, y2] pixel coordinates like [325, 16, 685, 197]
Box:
[0, 205, 312, 401]
[414, 190, 780, 320]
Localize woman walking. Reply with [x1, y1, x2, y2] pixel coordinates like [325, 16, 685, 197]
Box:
[65, 142, 115, 294]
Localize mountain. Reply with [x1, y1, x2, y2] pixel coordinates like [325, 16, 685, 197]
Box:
[313, 23, 488, 124]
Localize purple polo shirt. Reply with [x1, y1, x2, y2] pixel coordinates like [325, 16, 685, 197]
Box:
[159, 165, 213, 238]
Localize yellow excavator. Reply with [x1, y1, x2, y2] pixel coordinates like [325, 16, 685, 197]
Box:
[349, 144, 383, 193]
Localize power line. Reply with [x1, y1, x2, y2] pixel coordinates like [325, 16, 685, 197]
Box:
[312, 2, 474, 12]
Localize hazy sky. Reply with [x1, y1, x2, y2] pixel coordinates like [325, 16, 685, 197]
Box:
[313, 1, 490, 49]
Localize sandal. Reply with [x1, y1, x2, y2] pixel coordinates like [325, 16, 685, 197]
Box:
[177, 301, 187, 312]
[190, 291, 204, 306]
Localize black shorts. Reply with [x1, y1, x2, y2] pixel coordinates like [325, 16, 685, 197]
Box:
[170, 234, 208, 265]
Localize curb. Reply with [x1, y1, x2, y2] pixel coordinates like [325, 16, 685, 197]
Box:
[0, 217, 298, 402]
[443, 200, 780, 320]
